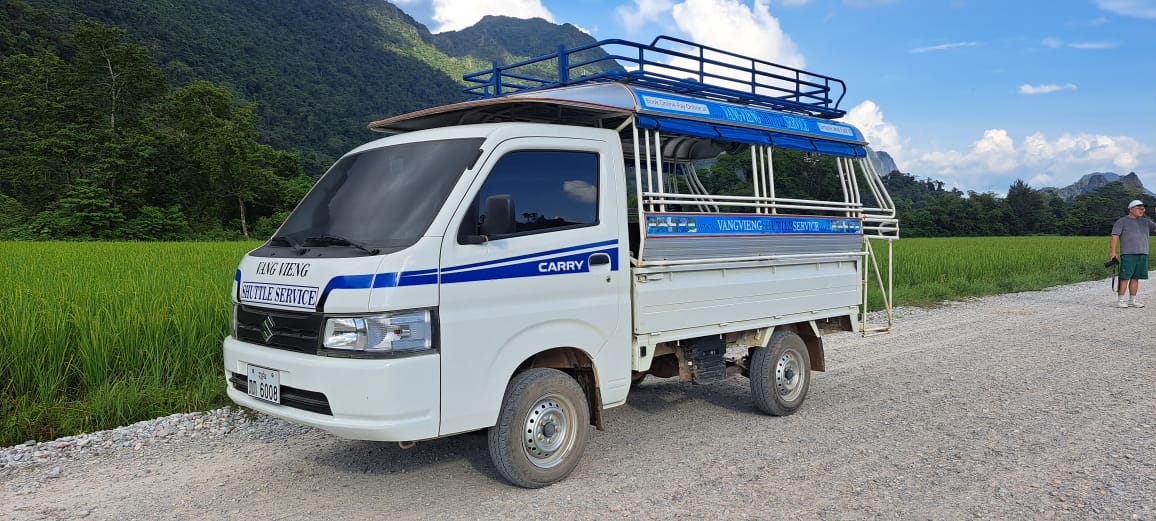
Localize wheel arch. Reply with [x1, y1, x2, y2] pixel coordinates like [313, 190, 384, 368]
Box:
[511, 346, 605, 431]
[768, 322, 826, 372]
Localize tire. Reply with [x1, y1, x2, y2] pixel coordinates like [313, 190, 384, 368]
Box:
[488, 368, 590, 488]
[750, 330, 810, 416]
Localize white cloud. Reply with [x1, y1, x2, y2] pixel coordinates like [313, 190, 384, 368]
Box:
[1071, 16, 1111, 26]
[616, 0, 675, 33]
[972, 129, 1018, 172]
[573, 23, 597, 37]
[910, 41, 978, 54]
[843, 0, 899, 6]
[1039, 38, 1119, 50]
[427, 0, 554, 33]
[670, 0, 806, 68]
[1095, 0, 1156, 19]
[1018, 83, 1077, 95]
[1067, 41, 1120, 49]
[908, 131, 1154, 192]
[1028, 173, 1055, 186]
[564, 180, 598, 203]
[1020, 132, 1147, 172]
[781, 0, 813, 5]
[840, 100, 903, 164]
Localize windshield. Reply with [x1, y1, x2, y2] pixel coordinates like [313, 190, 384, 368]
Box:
[263, 138, 484, 257]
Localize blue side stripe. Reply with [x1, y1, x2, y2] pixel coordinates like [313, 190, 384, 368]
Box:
[321, 274, 374, 295]
[372, 272, 398, 288]
[399, 272, 438, 286]
[234, 269, 241, 282]
[441, 239, 618, 274]
[442, 247, 618, 284]
[320, 240, 621, 300]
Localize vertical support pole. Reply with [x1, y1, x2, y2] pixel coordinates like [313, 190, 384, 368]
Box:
[836, 158, 851, 217]
[557, 45, 569, 84]
[848, 157, 863, 217]
[632, 120, 647, 262]
[766, 146, 776, 214]
[490, 61, 501, 96]
[750, 145, 761, 213]
[644, 129, 654, 211]
[655, 130, 665, 212]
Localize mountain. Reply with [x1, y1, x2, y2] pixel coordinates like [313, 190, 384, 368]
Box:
[433, 15, 608, 66]
[4, 0, 607, 174]
[1041, 172, 1155, 201]
[867, 149, 898, 176]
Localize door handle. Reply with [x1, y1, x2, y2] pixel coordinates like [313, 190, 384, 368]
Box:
[589, 253, 610, 266]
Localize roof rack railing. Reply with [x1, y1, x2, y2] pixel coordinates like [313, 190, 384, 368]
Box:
[462, 35, 848, 119]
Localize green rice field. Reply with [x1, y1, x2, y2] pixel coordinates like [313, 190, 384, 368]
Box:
[0, 237, 1146, 446]
[1, 242, 259, 447]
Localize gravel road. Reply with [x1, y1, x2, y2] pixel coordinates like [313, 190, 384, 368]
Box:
[3, 279, 1154, 520]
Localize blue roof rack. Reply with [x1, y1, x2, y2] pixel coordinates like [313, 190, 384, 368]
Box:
[463, 35, 848, 120]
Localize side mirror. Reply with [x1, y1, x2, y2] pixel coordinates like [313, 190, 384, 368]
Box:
[480, 194, 516, 236]
[459, 194, 516, 245]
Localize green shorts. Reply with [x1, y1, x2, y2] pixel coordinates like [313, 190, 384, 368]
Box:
[1119, 254, 1149, 280]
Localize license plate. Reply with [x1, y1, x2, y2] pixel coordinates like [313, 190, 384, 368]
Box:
[247, 365, 281, 404]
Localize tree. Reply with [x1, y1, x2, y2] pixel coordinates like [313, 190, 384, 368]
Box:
[49, 178, 125, 238]
[68, 20, 165, 131]
[0, 52, 77, 212]
[121, 205, 189, 241]
[1059, 182, 1144, 236]
[1005, 179, 1046, 235]
[0, 192, 28, 238]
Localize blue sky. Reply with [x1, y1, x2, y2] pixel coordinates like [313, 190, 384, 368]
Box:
[391, 0, 1156, 195]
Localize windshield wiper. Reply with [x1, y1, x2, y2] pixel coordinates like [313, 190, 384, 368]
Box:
[305, 235, 381, 255]
[271, 235, 309, 255]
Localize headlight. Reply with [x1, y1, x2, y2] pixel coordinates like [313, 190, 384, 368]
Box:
[232, 304, 239, 339]
[322, 309, 434, 356]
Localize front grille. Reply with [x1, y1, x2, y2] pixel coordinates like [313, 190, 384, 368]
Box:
[230, 372, 333, 416]
[236, 305, 323, 354]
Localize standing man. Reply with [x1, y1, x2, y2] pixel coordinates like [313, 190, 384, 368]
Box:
[1109, 199, 1156, 308]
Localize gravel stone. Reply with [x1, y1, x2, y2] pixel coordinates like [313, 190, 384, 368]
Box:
[1, 279, 1153, 520]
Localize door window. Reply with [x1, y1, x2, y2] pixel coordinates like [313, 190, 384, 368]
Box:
[460, 150, 599, 241]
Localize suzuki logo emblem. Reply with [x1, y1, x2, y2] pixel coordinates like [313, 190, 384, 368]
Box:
[261, 316, 276, 343]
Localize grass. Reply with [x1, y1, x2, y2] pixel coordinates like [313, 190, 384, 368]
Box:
[864, 236, 1148, 309]
[0, 241, 259, 446]
[0, 237, 1147, 446]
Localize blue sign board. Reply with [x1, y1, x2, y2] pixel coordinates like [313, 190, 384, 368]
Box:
[636, 91, 863, 143]
[646, 214, 862, 236]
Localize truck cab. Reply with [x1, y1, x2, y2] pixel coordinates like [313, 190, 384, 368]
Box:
[224, 35, 898, 488]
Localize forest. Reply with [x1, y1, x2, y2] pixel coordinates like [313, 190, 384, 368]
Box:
[1, 18, 313, 240]
[1, 0, 1149, 241]
[696, 150, 1148, 238]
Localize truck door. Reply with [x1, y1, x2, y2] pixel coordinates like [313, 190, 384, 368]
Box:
[437, 133, 627, 436]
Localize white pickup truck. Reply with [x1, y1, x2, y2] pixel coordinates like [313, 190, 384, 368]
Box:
[223, 36, 898, 488]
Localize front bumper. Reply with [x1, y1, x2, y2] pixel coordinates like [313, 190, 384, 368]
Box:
[222, 336, 440, 441]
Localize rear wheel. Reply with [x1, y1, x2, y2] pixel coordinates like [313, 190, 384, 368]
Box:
[750, 330, 810, 416]
[488, 368, 590, 488]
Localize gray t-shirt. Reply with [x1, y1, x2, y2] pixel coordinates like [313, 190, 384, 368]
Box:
[1111, 216, 1156, 255]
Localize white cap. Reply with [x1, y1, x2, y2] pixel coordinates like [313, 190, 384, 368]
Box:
[1129, 199, 1145, 208]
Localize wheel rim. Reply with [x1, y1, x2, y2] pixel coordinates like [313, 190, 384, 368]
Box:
[775, 349, 804, 401]
[522, 393, 578, 468]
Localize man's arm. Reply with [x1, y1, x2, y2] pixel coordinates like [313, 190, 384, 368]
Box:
[1110, 234, 1120, 259]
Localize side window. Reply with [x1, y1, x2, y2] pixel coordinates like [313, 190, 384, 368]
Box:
[460, 150, 599, 242]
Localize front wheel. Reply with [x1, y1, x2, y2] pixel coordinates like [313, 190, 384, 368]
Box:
[488, 368, 590, 488]
[750, 330, 810, 416]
